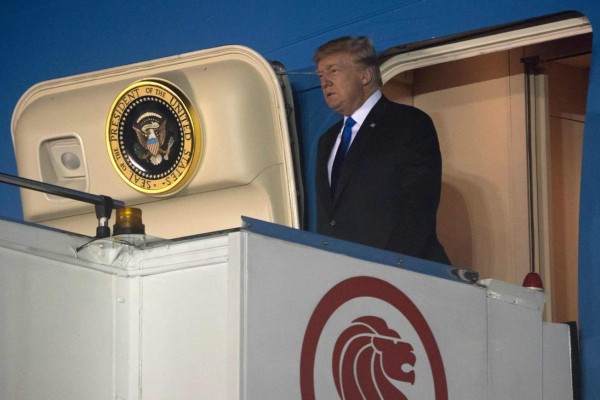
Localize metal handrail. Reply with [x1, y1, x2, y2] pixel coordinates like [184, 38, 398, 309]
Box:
[0, 172, 124, 238]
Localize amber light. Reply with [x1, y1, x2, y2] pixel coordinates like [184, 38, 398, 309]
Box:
[113, 207, 145, 235]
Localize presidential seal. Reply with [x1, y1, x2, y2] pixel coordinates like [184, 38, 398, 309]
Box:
[106, 79, 201, 195]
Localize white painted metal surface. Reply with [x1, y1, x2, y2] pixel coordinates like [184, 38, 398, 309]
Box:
[0, 217, 573, 399]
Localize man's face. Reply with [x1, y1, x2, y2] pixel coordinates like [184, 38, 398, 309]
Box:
[317, 52, 370, 116]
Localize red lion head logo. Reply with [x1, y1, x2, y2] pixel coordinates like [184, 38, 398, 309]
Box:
[333, 316, 416, 400]
[300, 276, 448, 400]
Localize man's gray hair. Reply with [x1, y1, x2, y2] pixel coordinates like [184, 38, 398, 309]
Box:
[313, 36, 382, 87]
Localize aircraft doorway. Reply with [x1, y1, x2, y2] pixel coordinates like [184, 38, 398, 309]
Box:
[380, 15, 591, 323]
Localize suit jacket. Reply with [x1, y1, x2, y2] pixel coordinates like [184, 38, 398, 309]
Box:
[316, 96, 450, 264]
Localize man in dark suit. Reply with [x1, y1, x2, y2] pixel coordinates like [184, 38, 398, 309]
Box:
[315, 36, 450, 264]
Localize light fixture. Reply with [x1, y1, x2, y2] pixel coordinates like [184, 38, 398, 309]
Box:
[113, 207, 145, 235]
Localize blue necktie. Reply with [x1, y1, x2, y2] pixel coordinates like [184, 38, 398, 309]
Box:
[331, 117, 356, 194]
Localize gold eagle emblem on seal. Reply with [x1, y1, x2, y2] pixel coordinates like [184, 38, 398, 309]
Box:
[106, 79, 202, 195]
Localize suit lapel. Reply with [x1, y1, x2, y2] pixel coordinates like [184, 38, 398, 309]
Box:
[317, 121, 343, 209]
[332, 97, 390, 203]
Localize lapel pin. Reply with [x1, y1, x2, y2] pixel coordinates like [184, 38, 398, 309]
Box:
[370, 123, 376, 128]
